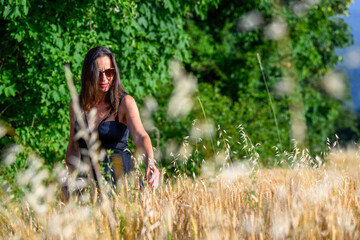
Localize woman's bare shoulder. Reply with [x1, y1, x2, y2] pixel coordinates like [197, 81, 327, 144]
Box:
[122, 94, 136, 108]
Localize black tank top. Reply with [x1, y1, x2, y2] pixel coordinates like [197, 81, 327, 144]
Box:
[76, 94, 129, 150]
[75, 93, 134, 184]
[97, 94, 129, 152]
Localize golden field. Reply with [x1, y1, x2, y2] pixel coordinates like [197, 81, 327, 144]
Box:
[1, 148, 360, 240]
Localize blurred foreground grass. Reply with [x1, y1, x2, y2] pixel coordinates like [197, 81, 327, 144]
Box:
[1, 147, 360, 239]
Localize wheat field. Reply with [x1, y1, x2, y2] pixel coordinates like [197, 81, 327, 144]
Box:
[1, 147, 360, 239]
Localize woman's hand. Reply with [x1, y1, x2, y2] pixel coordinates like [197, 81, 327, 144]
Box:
[145, 162, 160, 190]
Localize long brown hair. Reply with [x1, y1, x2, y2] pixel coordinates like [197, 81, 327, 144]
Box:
[80, 46, 126, 115]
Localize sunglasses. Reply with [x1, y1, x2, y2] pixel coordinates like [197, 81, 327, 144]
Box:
[98, 68, 115, 80]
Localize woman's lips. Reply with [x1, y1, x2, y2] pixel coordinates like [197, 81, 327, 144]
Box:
[99, 83, 108, 87]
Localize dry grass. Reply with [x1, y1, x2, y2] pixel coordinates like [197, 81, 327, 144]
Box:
[1, 148, 360, 239]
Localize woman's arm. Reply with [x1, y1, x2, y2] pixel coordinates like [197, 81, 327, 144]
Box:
[65, 100, 80, 174]
[121, 95, 160, 190]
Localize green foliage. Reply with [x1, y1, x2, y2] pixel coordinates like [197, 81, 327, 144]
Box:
[0, 0, 355, 179]
[183, 0, 353, 161]
[0, 0, 216, 166]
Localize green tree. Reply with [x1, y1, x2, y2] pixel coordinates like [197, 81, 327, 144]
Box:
[182, 0, 353, 163]
[0, 0, 217, 165]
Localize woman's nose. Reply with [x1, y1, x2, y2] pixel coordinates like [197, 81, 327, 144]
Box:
[99, 72, 106, 80]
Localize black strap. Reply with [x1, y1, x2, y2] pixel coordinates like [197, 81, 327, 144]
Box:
[115, 93, 128, 122]
[101, 108, 113, 123]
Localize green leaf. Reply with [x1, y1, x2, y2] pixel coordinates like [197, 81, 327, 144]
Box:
[138, 16, 148, 29]
[52, 91, 60, 102]
[59, 85, 66, 95]
[163, 0, 174, 13]
[12, 6, 21, 18]
[0, 85, 5, 95]
[3, 6, 12, 18]
[4, 85, 16, 97]
[14, 33, 22, 42]
[55, 38, 63, 48]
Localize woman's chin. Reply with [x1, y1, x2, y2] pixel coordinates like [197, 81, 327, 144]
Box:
[98, 85, 110, 92]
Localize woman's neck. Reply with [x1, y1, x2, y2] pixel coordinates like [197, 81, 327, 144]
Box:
[94, 92, 107, 106]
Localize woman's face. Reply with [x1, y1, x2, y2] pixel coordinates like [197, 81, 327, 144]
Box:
[96, 56, 114, 93]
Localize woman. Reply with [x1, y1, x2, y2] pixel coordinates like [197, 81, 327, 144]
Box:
[65, 46, 159, 191]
